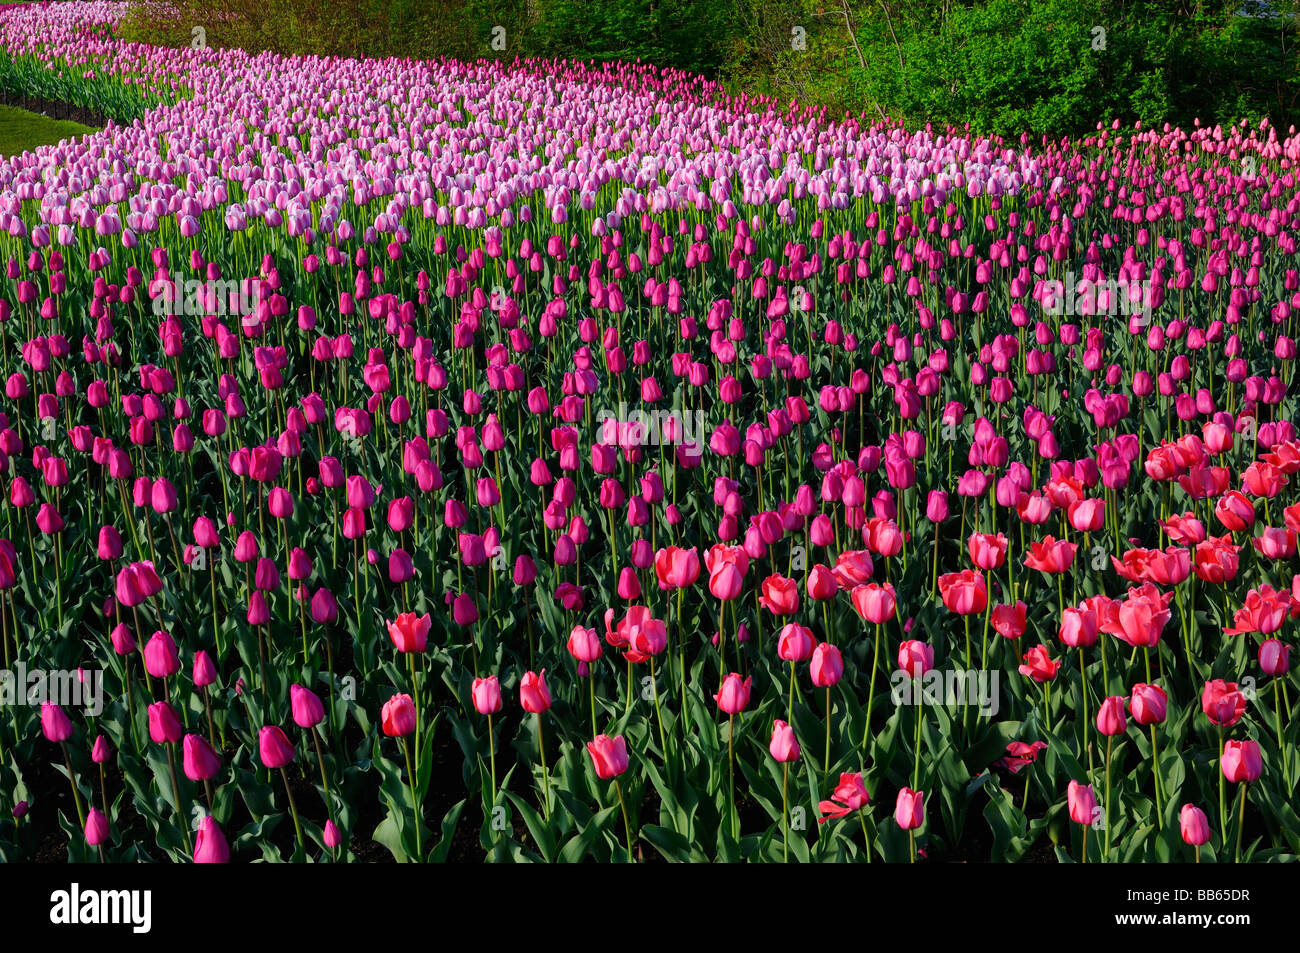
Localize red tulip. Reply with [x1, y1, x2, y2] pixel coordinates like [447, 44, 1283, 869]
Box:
[653, 545, 700, 589]
[937, 569, 987, 614]
[1201, 679, 1247, 726]
[1130, 683, 1168, 725]
[991, 601, 1028, 639]
[897, 640, 934, 678]
[759, 573, 799, 615]
[381, 693, 417, 737]
[1221, 740, 1263, 782]
[1096, 696, 1127, 736]
[714, 672, 752, 713]
[586, 734, 629, 779]
[818, 772, 870, 822]
[1018, 645, 1060, 682]
[1213, 490, 1255, 532]
[776, 622, 816, 662]
[967, 532, 1008, 570]
[806, 563, 838, 600]
[520, 670, 552, 714]
[850, 582, 896, 624]
[809, 642, 844, 686]
[1023, 536, 1077, 573]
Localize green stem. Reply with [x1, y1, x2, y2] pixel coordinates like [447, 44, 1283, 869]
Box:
[280, 765, 305, 858]
[401, 735, 422, 860]
[537, 713, 550, 820]
[1234, 782, 1247, 863]
[1104, 735, 1112, 863]
[782, 761, 789, 863]
[615, 778, 635, 863]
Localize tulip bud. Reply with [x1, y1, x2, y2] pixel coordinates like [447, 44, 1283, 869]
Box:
[258, 725, 296, 768]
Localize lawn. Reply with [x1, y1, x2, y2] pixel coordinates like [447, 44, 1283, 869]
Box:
[0, 102, 94, 155]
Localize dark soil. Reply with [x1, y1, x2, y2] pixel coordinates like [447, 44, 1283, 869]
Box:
[0, 88, 109, 128]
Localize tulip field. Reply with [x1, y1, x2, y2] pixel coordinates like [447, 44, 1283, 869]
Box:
[2, 1, 1300, 865]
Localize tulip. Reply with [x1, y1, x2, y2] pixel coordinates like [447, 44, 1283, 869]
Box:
[192, 650, 217, 688]
[818, 772, 871, 823]
[182, 733, 222, 781]
[769, 719, 800, 762]
[850, 582, 896, 624]
[1096, 696, 1127, 736]
[1214, 490, 1255, 532]
[567, 625, 602, 664]
[472, 676, 502, 715]
[1180, 804, 1211, 860]
[806, 563, 838, 600]
[194, 816, 230, 863]
[520, 669, 552, 713]
[1221, 740, 1263, 783]
[84, 808, 110, 849]
[290, 683, 325, 728]
[1023, 536, 1077, 573]
[147, 701, 183, 745]
[386, 612, 430, 652]
[937, 569, 987, 615]
[1222, 739, 1263, 860]
[1067, 780, 1098, 836]
[381, 693, 416, 737]
[654, 545, 700, 588]
[41, 702, 73, 743]
[1259, 639, 1290, 676]
[1130, 684, 1167, 726]
[143, 630, 180, 679]
[770, 718, 801, 859]
[776, 622, 816, 662]
[1201, 679, 1247, 727]
[895, 787, 925, 860]
[896, 640, 933, 678]
[759, 573, 799, 615]
[990, 601, 1028, 639]
[714, 673, 752, 713]
[1018, 645, 1060, 683]
[586, 733, 630, 779]
[967, 532, 1008, 570]
[259, 725, 296, 769]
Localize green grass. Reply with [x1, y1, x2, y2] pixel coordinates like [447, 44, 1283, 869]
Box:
[0, 104, 95, 157]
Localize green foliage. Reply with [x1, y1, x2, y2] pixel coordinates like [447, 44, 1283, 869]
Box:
[118, 0, 518, 61]
[723, 0, 1300, 136]
[522, 0, 733, 75]
[119, 0, 1300, 136]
